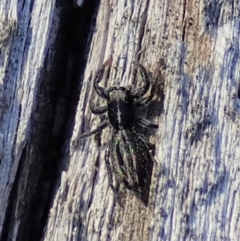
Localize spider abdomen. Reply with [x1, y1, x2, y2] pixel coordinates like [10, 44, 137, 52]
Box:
[110, 129, 153, 204]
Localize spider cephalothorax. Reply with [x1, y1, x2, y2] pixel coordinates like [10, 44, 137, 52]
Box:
[76, 58, 158, 205]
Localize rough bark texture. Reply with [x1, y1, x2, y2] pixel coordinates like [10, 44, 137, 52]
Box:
[1, 0, 240, 241]
[0, 1, 59, 240]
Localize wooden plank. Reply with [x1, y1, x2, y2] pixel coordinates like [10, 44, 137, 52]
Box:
[1, 0, 240, 240]
[44, 0, 240, 241]
[0, 0, 58, 240]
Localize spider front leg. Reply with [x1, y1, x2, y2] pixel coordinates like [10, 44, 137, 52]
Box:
[135, 93, 154, 108]
[90, 100, 107, 115]
[94, 57, 112, 99]
[135, 78, 156, 108]
[131, 62, 150, 99]
[135, 71, 157, 108]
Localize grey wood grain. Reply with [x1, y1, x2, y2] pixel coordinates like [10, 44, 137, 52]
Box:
[1, 0, 240, 241]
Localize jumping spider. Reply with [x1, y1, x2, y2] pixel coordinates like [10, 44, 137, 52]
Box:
[75, 58, 158, 205]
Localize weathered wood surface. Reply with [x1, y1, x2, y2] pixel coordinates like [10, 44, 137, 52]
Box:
[0, 0, 59, 240]
[1, 0, 240, 241]
[45, 1, 240, 241]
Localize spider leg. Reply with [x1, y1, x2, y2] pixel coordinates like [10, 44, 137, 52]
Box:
[131, 63, 150, 99]
[105, 141, 118, 196]
[94, 57, 112, 99]
[133, 118, 157, 153]
[135, 117, 158, 129]
[135, 93, 154, 108]
[90, 101, 107, 115]
[72, 120, 109, 148]
[137, 132, 156, 153]
[135, 65, 156, 107]
[79, 120, 109, 139]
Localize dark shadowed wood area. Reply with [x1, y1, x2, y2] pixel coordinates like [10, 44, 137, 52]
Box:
[0, 0, 240, 241]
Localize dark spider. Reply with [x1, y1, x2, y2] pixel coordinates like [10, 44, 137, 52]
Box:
[75, 57, 158, 205]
